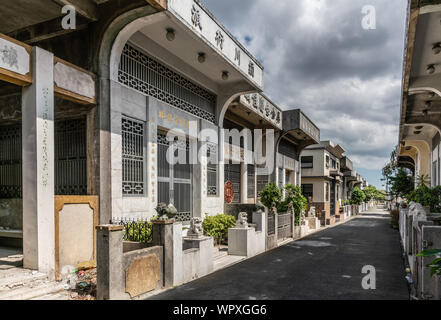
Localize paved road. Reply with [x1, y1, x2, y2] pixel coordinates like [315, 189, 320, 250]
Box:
[151, 209, 409, 300]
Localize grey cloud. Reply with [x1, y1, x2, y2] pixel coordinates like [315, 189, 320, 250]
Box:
[201, 0, 407, 176]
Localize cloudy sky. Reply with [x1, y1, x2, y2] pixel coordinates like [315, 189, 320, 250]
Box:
[201, 0, 408, 189]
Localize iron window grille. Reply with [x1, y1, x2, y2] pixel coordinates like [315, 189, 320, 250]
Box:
[302, 184, 313, 199]
[207, 143, 218, 196]
[118, 44, 216, 123]
[122, 116, 145, 196]
[247, 164, 255, 199]
[0, 125, 22, 198]
[55, 118, 87, 195]
[301, 156, 313, 169]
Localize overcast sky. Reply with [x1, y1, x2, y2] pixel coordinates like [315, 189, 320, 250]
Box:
[201, 0, 408, 189]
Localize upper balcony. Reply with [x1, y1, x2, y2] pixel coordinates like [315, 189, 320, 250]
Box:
[340, 156, 353, 172]
[227, 93, 283, 130]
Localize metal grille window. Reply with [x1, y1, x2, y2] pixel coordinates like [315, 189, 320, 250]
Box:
[122, 117, 145, 196]
[207, 143, 218, 196]
[247, 164, 255, 199]
[257, 174, 269, 198]
[225, 164, 241, 203]
[55, 118, 87, 195]
[301, 156, 313, 168]
[325, 182, 330, 202]
[302, 184, 313, 199]
[0, 125, 22, 198]
[158, 132, 192, 222]
[119, 45, 216, 123]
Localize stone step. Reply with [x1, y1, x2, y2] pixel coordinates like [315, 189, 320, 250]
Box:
[30, 291, 69, 300]
[213, 250, 228, 261]
[0, 282, 66, 300]
[0, 267, 30, 279]
[0, 272, 47, 289]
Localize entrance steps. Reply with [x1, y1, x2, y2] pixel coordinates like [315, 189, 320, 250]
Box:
[0, 267, 67, 300]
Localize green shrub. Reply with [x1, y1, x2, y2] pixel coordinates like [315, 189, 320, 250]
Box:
[202, 214, 236, 245]
[417, 249, 441, 277]
[260, 183, 282, 210]
[278, 184, 307, 214]
[351, 187, 366, 205]
[407, 185, 441, 213]
[123, 216, 159, 243]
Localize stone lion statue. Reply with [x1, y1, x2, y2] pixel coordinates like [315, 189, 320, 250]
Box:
[187, 217, 204, 238]
[236, 212, 248, 228]
[308, 206, 316, 218]
[409, 201, 428, 222]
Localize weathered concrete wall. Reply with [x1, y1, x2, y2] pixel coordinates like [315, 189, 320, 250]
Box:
[0, 199, 22, 230]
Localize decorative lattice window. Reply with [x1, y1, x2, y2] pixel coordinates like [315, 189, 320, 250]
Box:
[0, 125, 22, 198]
[55, 118, 87, 195]
[122, 117, 145, 196]
[119, 45, 216, 123]
[207, 143, 218, 196]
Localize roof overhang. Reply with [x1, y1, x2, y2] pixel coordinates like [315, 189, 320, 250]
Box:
[400, 0, 441, 144]
[163, 0, 264, 92]
[282, 109, 320, 148]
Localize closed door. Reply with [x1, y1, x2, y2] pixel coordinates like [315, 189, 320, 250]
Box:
[158, 132, 192, 222]
[225, 164, 241, 203]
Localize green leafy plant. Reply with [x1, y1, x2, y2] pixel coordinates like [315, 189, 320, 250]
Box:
[407, 185, 441, 213]
[123, 216, 159, 243]
[259, 183, 282, 211]
[278, 184, 307, 214]
[202, 214, 236, 245]
[351, 187, 366, 205]
[416, 249, 441, 277]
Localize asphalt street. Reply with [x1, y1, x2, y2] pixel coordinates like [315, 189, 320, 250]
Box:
[150, 209, 409, 300]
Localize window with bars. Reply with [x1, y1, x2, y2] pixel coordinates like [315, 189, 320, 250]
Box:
[122, 117, 145, 196]
[118, 44, 216, 123]
[55, 118, 87, 195]
[302, 184, 313, 199]
[301, 156, 313, 169]
[247, 164, 255, 199]
[0, 125, 22, 198]
[257, 174, 269, 198]
[207, 143, 218, 196]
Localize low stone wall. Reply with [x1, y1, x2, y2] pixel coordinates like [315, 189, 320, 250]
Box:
[228, 211, 265, 257]
[399, 203, 441, 300]
[122, 246, 163, 299]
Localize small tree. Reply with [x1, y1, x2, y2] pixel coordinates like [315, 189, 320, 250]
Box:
[351, 187, 366, 205]
[260, 183, 282, 211]
[363, 185, 377, 202]
[390, 168, 414, 200]
[278, 184, 307, 214]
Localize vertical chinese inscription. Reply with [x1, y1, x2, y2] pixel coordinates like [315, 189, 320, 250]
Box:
[191, 4, 202, 31]
[234, 48, 241, 66]
[41, 87, 50, 188]
[248, 61, 255, 78]
[215, 30, 224, 50]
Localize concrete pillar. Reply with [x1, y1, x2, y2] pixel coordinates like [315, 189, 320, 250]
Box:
[152, 221, 183, 287]
[96, 225, 124, 300]
[241, 162, 247, 204]
[21, 47, 55, 277]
